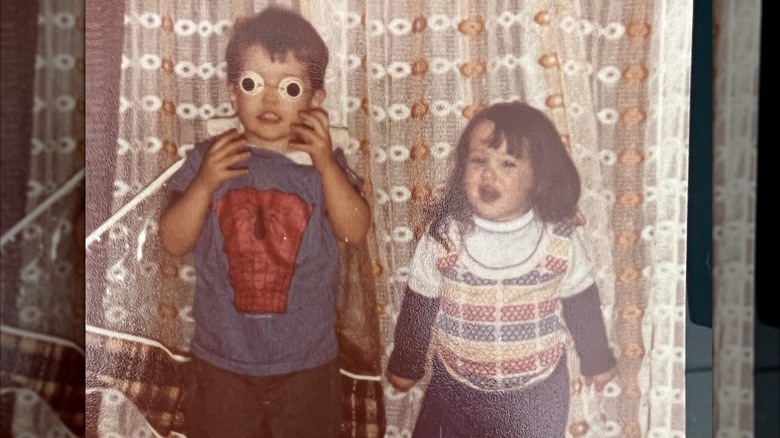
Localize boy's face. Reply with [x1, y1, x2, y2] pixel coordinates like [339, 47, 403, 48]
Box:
[229, 44, 326, 152]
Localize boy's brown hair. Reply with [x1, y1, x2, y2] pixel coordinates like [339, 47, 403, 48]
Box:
[225, 7, 329, 90]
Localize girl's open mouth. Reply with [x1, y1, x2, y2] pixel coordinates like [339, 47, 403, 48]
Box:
[479, 186, 500, 203]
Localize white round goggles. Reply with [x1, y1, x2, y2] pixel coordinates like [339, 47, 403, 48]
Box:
[238, 71, 305, 102]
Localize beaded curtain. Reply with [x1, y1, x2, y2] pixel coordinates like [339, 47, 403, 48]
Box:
[85, 0, 691, 436]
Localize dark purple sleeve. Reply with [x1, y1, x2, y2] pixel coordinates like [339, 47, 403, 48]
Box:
[386, 287, 439, 380]
[561, 283, 617, 376]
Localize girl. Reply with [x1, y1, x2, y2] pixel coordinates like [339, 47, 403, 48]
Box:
[386, 102, 616, 437]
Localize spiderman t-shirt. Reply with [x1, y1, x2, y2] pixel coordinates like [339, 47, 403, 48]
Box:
[168, 140, 356, 377]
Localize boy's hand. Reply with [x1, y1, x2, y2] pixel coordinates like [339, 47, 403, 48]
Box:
[291, 107, 370, 245]
[584, 367, 616, 392]
[289, 108, 336, 172]
[386, 371, 417, 392]
[193, 129, 250, 195]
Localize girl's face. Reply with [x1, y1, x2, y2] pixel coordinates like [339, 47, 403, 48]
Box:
[463, 120, 535, 222]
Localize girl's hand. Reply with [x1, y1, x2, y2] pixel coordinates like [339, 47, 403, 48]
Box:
[584, 367, 616, 392]
[289, 108, 336, 172]
[193, 129, 250, 195]
[386, 371, 417, 392]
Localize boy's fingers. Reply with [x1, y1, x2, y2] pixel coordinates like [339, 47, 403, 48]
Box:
[223, 168, 249, 179]
[310, 109, 330, 133]
[297, 117, 320, 137]
[224, 150, 252, 167]
[288, 141, 312, 153]
[299, 110, 329, 136]
[306, 106, 330, 122]
[226, 138, 250, 154]
[214, 128, 240, 144]
[212, 137, 248, 160]
[211, 129, 243, 152]
[290, 124, 318, 143]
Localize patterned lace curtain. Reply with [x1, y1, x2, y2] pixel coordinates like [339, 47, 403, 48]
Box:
[713, 0, 761, 436]
[85, 0, 692, 436]
[370, 2, 690, 436]
[1, 0, 85, 436]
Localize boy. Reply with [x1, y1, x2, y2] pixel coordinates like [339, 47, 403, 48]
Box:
[158, 7, 370, 437]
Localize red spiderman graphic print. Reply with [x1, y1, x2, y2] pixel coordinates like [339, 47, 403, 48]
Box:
[214, 188, 314, 314]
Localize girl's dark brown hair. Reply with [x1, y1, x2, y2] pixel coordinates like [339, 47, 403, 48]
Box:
[225, 7, 329, 90]
[427, 101, 581, 248]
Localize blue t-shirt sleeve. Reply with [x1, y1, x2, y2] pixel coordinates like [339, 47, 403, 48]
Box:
[167, 144, 205, 193]
[333, 147, 363, 192]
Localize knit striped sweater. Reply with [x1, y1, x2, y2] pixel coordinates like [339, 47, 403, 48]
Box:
[388, 211, 616, 392]
[433, 220, 574, 391]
